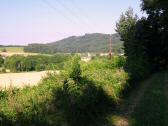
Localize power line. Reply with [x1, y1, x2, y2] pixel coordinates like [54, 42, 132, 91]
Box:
[53, 0, 96, 32]
[70, 0, 98, 32]
[70, 0, 114, 54]
[40, 0, 113, 54]
[41, 0, 81, 27]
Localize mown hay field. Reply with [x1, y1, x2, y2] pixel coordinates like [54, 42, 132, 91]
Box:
[0, 71, 57, 89]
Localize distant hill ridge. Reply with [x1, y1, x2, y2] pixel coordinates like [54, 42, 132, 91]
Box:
[24, 33, 123, 54]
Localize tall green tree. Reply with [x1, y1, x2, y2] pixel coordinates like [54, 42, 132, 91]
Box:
[141, 0, 168, 70]
[116, 8, 138, 56]
[116, 8, 150, 80]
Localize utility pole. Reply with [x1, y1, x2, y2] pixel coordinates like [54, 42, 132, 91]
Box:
[76, 47, 79, 54]
[109, 34, 112, 59]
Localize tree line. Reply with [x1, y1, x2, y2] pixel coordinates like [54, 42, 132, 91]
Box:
[116, 0, 168, 80]
[0, 54, 72, 72]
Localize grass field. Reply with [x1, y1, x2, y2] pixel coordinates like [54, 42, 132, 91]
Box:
[107, 72, 168, 126]
[131, 72, 168, 126]
[0, 46, 40, 57]
[0, 47, 24, 53]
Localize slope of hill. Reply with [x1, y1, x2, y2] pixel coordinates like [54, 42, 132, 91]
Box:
[24, 33, 123, 54]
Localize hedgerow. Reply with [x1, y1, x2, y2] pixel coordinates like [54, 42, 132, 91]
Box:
[3, 54, 72, 72]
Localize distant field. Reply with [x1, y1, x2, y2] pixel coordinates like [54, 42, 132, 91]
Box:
[0, 47, 24, 53]
[0, 52, 39, 57]
[0, 46, 41, 57]
[0, 71, 58, 89]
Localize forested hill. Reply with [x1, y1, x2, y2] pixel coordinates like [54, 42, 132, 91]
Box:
[24, 33, 123, 54]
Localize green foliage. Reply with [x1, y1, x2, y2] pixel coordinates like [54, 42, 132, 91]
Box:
[116, 8, 137, 45]
[116, 8, 150, 80]
[140, 0, 168, 70]
[0, 68, 6, 73]
[0, 55, 4, 67]
[0, 56, 129, 126]
[111, 56, 126, 69]
[117, 1, 168, 81]
[54, 79, 111, 126]
[53, 56, 128, 125]
[4, 55, 23, 72]
[82, 57, 128, 101]
[64, 55, 81, 82]
[1, 48, 7, 52]
[24, 33, 123, 54]
[4, 54, 72, 72]
[81, 56, 126, 72]
[20, 57, 36, 71]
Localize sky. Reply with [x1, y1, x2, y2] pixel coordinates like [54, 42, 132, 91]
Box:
[0, 0, 144, 45]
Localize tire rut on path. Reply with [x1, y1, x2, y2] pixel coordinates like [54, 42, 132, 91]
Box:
[111, 74, 157, 126]
[164, 72, 168, 125]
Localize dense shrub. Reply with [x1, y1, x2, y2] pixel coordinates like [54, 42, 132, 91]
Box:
[4, 55, 23, 72]
[116, 8, 151, 81]
[4, 54, 72, 72]
[20, 56, 36, 71]
[81, 56, 126, 72]
[0, 55, 4, 67]
[64, 55, 81, 82]
[53, 56, 117, 125]
[0, 56, 129, 126]
[1, 48, 7, 52]
[0, 68, 6, 73]
[81, 56, 128, 102]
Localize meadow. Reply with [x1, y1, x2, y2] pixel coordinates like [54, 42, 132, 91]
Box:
[0, 47, 24, 53]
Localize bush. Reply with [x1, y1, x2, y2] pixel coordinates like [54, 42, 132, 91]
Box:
[53, 56, 128, 125]
[111, 56, 126, 69]
[81, 56, 128, 102]
[125, 56, 150, 81]
[1, 48, 7, 52]
[35, 64, 46, 71]
[0, 55, 4, 67]
[53, 56, 113, 125]
[64, 55, 81, 82]
[0, 68, 6, 73]
[54, 78, 111, 126]
[0, 56, 129, 126]
[4, 55, 23, 72]
[116, 8, 151, 81]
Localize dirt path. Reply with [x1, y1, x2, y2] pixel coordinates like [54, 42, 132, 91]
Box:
[164, 72, 168, 125]
[110, 74, 159, 126]
[110, 72, 168, 126]
[120, 78, 153, 117]
[0, 71, 58, 89]
[164, 72, 168, 101]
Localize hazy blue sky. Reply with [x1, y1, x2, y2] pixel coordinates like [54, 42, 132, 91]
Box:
[0, 0, 144, 45]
